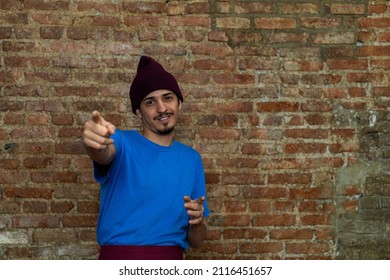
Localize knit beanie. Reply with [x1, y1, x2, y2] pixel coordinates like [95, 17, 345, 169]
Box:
[129, 55, 183, 114]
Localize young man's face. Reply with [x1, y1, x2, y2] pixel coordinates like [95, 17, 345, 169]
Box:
[136, 89, 182, 136]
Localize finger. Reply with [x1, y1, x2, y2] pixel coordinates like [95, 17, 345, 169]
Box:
[91, 111, 116, 136]
[189, 217, 203, 225]
[187, 208, 203, 217]
[83, 129, 114, 147]
[106, 123, 116, 136]
[91, 110, 102, 124]
[194, 196, 205, 205]
[187, 210, 204, 224]
[183, 196, 191, 203]
[84, 121, 111, 138]
[82, 137, 111, 150]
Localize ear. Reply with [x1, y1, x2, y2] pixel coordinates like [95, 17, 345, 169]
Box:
[136, 108, 142, 119]
[178, 101, 182, 110]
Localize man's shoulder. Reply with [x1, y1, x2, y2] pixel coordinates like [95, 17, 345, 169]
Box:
[174, 141, 201, 157]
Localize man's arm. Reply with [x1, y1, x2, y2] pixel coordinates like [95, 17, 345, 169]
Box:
[82, 110, 116, 166]
[184, 196, 207, 248]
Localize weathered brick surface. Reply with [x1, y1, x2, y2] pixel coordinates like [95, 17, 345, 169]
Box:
[1, 0, 389, 259]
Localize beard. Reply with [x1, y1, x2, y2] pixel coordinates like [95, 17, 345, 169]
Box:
[154, 112, 175, 135]
[157, 125, 175, 135]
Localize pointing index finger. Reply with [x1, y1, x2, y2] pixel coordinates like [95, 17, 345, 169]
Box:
[91, 110, 102, 124]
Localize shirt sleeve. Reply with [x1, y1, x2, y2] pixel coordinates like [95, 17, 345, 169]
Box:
[193, 153, 211, 218]
[93, 130, 121, 185]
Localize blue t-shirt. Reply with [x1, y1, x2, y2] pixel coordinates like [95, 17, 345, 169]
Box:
[94, 130, 210, 250]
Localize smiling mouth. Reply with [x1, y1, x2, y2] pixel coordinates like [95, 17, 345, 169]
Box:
[155, 113, 173, 122]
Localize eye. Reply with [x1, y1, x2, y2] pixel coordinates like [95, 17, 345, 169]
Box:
[164, 94, 174, 101]
[144, 99, 154, 106]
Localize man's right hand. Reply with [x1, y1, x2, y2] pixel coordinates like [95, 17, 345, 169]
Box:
[82, 111, 116, 150]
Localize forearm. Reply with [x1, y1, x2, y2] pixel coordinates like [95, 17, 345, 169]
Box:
[188, 220, 207, 248]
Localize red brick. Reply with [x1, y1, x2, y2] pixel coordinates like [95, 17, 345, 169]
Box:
[224, 200, 247, 213]
[254, 18, 296, 29]
[40, 26, 64, 39]
[257, 102, 299, 112]
[302, 17, 341, 28]
[331, 3, 365, 14]
[62, 215, 97, 227]
[270, 229, 314, 240]
[302, 74, 342, 85]
[253, 214, 296, 226]
[301, 101, 332, 112]
[191, 44, 233, 58]
[359, 46, 390, 57]
[23, 201, 47, 213]
[285, 129, 328, 139]
[241, 143, 275, 155]
[50, 201, 75, 213]
[13, 142, 52, 155]
[193, 59, 236, 70]
[269, 173, 312, 185]
[0, 171, 26, 184]
[55, 141, 86, 154]
[124, 16, 164, 27]
[249, 201, 272, 213]
[216, 17, 250, 29]
[235, 2, 273, 14]
[169, 16, 211, 27]
[286, 242, 331, 255]
[185, 2, 210, 14]
[52, 114, 73, 125]
[209, 215, 250, 227]
[199, 128, 240, 140]
[24, 0, 70, 10]
[327, 59, 368, 70]
[210, 102, 253, 113]
[300, 214, 331, 225]
[243, 187, 287, 199]
[240, 242, 283, 254]
[280, 3, 319, 14]
[77, 201, 99, 214]
[303, 157, 344, 169]
[285, 143, 327, 154]
[4, 187, 53, 199]
[26, 114, 49, 125]
[259, 158, 301, 170]
[290, 187, 333, 199]
[222, 173, 265, 185]
[359, 18, 390, 28]
[223, 228, 266, 239]
[368, 4, 388, 14]
[275, 200, 295, 212]
[30, 172, 78, 183]
[200, 243, 238, 255]
[216, 158, 258, 169]
[13, 215, 60, 228]
[0, 159, 20, 169]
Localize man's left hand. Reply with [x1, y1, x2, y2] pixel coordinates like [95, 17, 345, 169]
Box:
[183, 196, 205, 225]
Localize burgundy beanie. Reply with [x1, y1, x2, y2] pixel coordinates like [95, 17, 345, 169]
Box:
[129, 55, 183, 114]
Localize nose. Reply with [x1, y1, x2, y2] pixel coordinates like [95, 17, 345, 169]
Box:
[156, 99, 167, 113]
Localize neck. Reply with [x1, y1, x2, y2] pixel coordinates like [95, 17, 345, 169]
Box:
[141, 129, 174, 147]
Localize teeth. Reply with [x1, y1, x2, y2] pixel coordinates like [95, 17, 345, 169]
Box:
[157, 115, 170, 121]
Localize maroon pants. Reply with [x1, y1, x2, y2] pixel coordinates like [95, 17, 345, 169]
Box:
[98, 245, 184, 260]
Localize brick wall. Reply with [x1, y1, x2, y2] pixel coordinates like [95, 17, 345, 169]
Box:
[0, 0, 389, 259]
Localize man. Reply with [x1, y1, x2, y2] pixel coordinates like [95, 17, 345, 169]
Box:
[82, 55, 210, 260]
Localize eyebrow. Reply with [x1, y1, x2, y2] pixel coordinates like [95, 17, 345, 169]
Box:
[143, 92, 174, 102]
